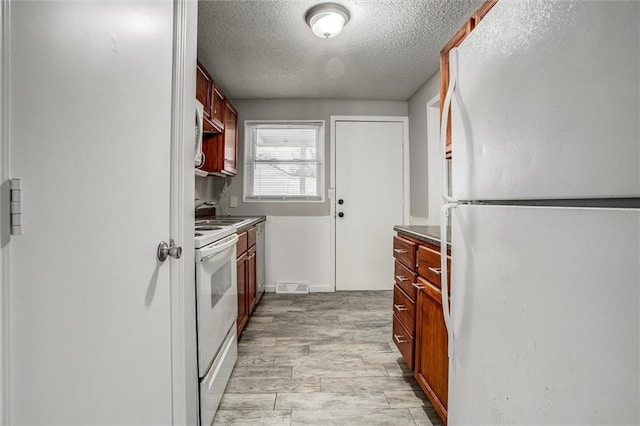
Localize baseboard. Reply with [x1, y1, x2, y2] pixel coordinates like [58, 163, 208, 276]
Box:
[265, 284, 332, 293]
[309, 284, 332, 293]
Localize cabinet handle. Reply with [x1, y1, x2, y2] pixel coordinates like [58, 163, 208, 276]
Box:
[393, 334, 408, 344]
[411, 282, 423, 291]
[393, 304, 408, 312]
[393, 248, 408, 254]
[395, 275, 408, 282]
[428, 267, 442, 276]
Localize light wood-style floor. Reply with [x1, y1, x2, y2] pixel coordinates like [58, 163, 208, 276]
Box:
[213, 291, 443, 425]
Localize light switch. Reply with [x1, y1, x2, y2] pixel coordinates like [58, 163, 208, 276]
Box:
[229, 196, 238, 208]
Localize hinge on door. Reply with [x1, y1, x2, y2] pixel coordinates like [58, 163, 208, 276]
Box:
[10, 178, 22, 235]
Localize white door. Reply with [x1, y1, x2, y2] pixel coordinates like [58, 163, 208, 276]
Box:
[334, 119, 406, 291]
[7, 2, 178, 424]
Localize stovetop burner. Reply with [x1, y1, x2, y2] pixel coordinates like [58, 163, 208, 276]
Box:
[194, 224, 236, 249]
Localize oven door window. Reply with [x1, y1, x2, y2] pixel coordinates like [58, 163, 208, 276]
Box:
[197, 245, 234, 309]
[209, 261, 231, 308]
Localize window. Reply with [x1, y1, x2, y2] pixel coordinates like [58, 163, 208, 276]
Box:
[244, 121, 325, 202]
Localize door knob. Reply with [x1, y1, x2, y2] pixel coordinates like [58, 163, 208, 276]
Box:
[338, 199, 344, 205]
[338, 212, 344, 218]
[157, 240, 182, 262]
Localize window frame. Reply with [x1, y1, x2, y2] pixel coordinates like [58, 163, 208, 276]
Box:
[243, 120, 326, 203]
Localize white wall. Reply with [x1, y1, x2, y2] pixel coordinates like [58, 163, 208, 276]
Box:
[265, 216, 332, 292]
[201, 99, 408, 216]
[195, 99, 407, 291]
[407, 72, 441, 224]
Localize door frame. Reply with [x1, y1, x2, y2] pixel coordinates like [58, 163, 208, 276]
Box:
[0, 1, 197, 423]
[169, 0, 198, 424]
[1, 0, 10, 423]
[329, 116, 410, 292]
[426, 94, 442, 225]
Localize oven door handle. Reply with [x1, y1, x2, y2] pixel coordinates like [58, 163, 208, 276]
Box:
[199, 233, 239, 261]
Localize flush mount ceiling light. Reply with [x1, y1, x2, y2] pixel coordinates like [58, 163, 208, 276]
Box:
[305, 3, 350, 39]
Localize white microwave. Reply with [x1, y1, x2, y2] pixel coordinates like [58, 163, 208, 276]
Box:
[195, 100, 206, 174]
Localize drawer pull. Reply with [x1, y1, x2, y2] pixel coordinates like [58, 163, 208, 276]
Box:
[393, 248, 408, 254]
[395, 275, 408, 282]
[393, 304, 408, 312]
[394, 334, 408, 344]
[428, 267, 442, 276]
[411, 282, 423, 290]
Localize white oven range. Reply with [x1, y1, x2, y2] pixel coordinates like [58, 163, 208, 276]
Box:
[195, 224, 238, 425]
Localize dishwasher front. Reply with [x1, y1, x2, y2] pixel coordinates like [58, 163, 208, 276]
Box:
[256, 221, 266, 302]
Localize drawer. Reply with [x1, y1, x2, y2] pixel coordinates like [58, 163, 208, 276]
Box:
[393, 285, 415, 336]
[236, 231, 248, 257]
[393, 236, 417, 271]
[392, 314, 414, 371]
[200, 326, 237, 426]
[394, 260, 418, 301]
[247, 226, 256, 248]
[417, 245, 451, 290]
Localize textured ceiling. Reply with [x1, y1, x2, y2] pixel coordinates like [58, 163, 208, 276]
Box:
[197, 0, 484, 101]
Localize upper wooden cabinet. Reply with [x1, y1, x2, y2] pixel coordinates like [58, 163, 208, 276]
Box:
[221, 101, 238, 176]
[196, 60, 223, 134]
[200, 100, 238, 176]
[196, 61, 212, 121]
[195, 60, 239, 176]
[440, 0, 498, 159]
[211, 86, 225, 131]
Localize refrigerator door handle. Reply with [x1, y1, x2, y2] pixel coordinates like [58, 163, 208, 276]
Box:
[441, 202, 456, 359]
[441, 47, 459, 204]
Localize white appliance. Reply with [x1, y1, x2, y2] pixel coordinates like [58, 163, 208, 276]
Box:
[256, 220, 266, 302]
[195, 225, 239, 425]
[439, 1, 640, 424]
[195, 100, 207, 176]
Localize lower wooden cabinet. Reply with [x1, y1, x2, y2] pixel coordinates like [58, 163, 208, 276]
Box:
[237, 225, 259, 336]
[415, 276, 449, 423]
[248, 245, 257, 314]
[392, 314, 415, 371]
[392, 231, 450, 425]
[237, 252, 248, 334]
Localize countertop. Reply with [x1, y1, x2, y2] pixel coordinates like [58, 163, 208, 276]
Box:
[234, 216, 266, 231]
[393, 225, 451, 248]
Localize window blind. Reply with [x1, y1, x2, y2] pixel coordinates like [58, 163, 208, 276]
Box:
[245, 123, 324, 202]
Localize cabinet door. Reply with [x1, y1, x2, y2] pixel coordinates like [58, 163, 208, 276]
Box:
[248, 246, 257, 315]
[198, 100, 238, 176]
[237, 253, 248, 335]
[222, 101, 238, 175]
[196, 61, 212, 120]
[211, 86, 225, 131]
[415, 277, 449, 424]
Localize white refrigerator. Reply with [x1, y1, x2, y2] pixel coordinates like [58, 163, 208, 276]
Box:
[439, 1, 640, 424]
